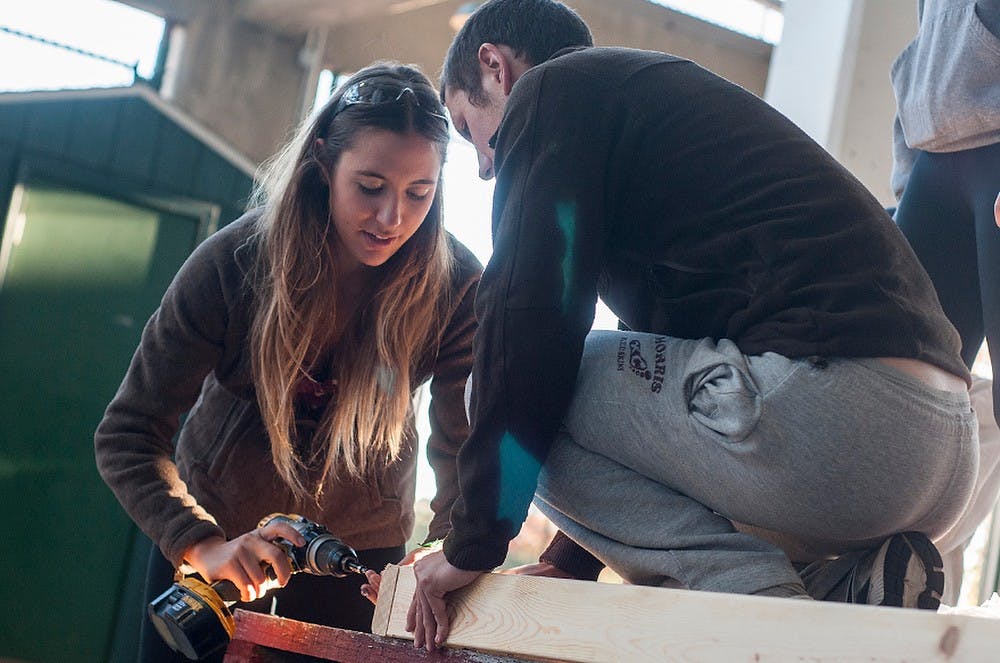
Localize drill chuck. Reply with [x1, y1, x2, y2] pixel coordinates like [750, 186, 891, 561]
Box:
[308, 535, 370, 576]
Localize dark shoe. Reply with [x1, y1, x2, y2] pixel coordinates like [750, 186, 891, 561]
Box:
[853, 532, 944, 610]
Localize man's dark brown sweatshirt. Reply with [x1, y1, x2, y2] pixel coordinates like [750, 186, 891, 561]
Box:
[443, 47, 968, 571]
[94, 211, 482, 566]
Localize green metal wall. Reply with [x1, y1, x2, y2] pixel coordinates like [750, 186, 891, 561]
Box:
[0, 93, 251, 218]
[0, 89, 254, 663]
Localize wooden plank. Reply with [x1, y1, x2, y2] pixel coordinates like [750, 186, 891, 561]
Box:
[373, 564, 1000, 662]
[223, 610, 535, 663]
[371, 563, 400, 636]
[225, 637, 314, 663]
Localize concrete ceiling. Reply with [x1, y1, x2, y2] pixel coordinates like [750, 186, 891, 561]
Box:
[234, 0, 458, 34]
[122, 0, 780, 45]
[122, 0, 467, 33]
[119, 0, 777, 89]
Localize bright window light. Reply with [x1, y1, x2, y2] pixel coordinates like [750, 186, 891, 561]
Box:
[650, 0, 784, 44]
[0, 0, 164, 91]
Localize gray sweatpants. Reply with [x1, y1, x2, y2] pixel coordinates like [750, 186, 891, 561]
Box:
[532, 331, 979, 596]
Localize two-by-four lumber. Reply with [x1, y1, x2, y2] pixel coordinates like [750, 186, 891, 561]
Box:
[372, 563, 1000, 662]
[223, 608, 538, 663]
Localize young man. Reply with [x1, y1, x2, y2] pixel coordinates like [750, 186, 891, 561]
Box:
[407, 0, 978, 649]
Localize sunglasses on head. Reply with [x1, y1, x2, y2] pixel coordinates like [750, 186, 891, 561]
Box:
[330, 78, 448, 124]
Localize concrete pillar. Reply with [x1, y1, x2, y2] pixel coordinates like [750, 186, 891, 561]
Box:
[764, 0, 917, 205]
[165, 0, 308, 164]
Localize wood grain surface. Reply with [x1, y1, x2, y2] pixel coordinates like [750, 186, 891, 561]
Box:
[373, 563, 1000, 662]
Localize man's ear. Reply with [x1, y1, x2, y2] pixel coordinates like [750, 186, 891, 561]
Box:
[477, 43, 519, 95]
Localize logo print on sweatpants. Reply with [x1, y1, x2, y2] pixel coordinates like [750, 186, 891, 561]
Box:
[628, 339, 651, 380]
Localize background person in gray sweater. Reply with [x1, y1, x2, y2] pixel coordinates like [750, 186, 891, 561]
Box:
[890, 0, 1000, 607]
[891, 0, 1000, 413]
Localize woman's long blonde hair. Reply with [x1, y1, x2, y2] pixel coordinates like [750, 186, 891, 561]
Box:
[247, 62, 454, 501]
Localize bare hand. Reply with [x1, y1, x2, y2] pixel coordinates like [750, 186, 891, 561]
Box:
[499, 561, 575, 578]
[994, 192, 999, 228]
[182, 520, 306, 602]
[360, 544, 443, 605]
[360, 569, 382, 605]
[406, 550, 483, 650]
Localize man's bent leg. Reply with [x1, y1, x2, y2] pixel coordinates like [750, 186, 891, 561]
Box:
[548, 331, 977, 606]
[535, 430, 804, 594]
[563, 331, 977, 547]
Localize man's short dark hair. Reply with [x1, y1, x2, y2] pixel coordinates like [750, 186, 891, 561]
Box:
[441, 0, 593, 106]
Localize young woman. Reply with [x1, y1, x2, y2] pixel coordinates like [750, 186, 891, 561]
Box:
[94, 62, 481, 660]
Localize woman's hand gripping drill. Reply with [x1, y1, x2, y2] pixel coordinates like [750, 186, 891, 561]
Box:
[181, 519, 307, 602]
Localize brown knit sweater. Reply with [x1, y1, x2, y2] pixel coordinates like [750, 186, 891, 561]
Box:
[94, 211, 481, 566]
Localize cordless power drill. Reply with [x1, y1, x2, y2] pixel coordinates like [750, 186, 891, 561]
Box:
[148, 513, 369, 660]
